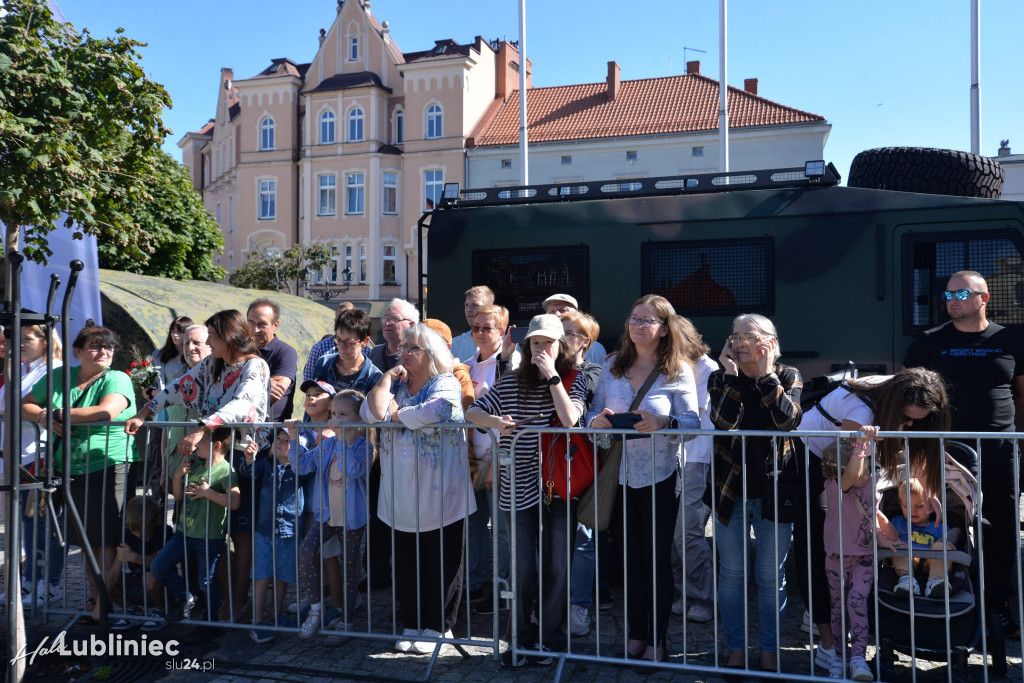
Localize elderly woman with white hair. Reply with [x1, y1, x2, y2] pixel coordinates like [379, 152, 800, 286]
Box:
[161, 324, 212, 508]
[361, 323, 475, 654]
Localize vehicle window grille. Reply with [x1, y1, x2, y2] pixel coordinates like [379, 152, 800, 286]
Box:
[641, 237, 774, 317]
[472, 245, 590, 320]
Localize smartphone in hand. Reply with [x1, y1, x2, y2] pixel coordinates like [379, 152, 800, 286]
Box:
[508, 326, 528, 345]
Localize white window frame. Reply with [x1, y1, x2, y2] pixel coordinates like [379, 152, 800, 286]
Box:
[424, 169, 443, 210]
[358, 244, 367, 284]
[349, 36, 359, 61]
[318, 174, 337, 216]
[382, 244, 397, 285]
[425, 104, 442, 139]
[394, 110, 404, 144]
[320, 110, 335, 144]
[346, 172, 365, 215]
[260, 117, 275, 151]
[343, 244, 353, 280]
[258, 179, 276, 219]
[382, 172, 398, 215]
[329, 246, 340, 283]
[348, 107, 364, 142]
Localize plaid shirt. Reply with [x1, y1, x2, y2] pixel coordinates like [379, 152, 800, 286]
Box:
[707, 363, 802, 524]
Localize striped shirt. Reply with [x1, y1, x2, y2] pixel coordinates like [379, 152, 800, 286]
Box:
[471, 371, 587, 512]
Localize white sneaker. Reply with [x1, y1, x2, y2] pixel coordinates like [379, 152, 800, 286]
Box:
[925, 577, 949, 599]
[566, 604, 590, 636]
[686, 603, 713, 624]
[287, 599, 309, 614]
[800, 610, 821, 637]
[395, 627, 417, 653]
[671, 596, 686, 616]
[0, 580, 31, 603]
[409, 628, 443, 655]
[829, 655, 845, 679]
[850, 655, 873, 681]
[298, 607, 321, 639]
[815, 645, 837, 671]
[22, 580, 60, 607]
[894, 574, 921, 597]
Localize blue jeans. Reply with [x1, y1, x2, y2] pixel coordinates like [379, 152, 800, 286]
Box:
[21, 490, 63, 586]
[467, 488, 509, 591]
[570, 525, 611, 609]
[150, 531, 224, 621]
[715, 497, 792, 652]
[506, 499, 574, 646]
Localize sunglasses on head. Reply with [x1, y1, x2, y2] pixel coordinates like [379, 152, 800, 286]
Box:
[941, 289, 985, 301]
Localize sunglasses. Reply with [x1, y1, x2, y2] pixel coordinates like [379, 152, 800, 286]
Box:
[941, 289, 986, 301]
[471, 325, 496, 334]
[901, 412, 936, 428]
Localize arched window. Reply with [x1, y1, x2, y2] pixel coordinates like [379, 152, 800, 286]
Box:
[320, 110, 335, 144]
[348, 107, 364, 142]
[425, 104, 442, 139]
[394, 110, 404, 144]
[260, 117, 275, 150]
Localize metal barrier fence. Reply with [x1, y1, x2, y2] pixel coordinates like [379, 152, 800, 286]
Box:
[6, 420, 1023, 681]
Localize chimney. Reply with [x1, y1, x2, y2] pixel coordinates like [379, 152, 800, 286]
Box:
[744, 78, 758, 95]
[607, 61, 620, 101]
[998, 139, 1011, 157]
[319, 28, 326, 46]
[686, 60, 700, 75]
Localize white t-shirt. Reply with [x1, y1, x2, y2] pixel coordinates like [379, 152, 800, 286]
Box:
[801, 375, 890, 458]
[682, 354, 718, 465]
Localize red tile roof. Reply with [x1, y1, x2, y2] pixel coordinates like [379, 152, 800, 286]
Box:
[473, 73, 824, 147]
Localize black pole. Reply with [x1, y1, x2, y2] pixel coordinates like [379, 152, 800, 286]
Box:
[416, 211, 431, 319]
[6, 250, 25, 683]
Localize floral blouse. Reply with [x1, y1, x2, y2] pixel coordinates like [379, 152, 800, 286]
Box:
[148, 356, 270, 443]
[359, 372, 475, 532]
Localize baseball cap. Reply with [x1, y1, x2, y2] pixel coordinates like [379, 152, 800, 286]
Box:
[300, 379, 337, 396]
[542, 293, 579, 310]
[525, 314, 565, 341]
[422, 318, 453, 347]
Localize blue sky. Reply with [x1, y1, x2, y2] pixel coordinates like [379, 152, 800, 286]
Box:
[58, 0, 1023, 184]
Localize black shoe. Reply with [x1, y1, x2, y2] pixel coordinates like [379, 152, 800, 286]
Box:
[166, 593, 196, 623]
[598, 589, 614, 611]
[528, 643, 555, 666]
[1002, 601, 1021, 639]
[502, 649, 527, 668]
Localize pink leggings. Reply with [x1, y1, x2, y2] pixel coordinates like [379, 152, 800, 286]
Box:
[825, 552, 874, 659]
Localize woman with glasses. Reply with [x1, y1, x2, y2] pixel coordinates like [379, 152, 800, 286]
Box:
[793, 366, 951, 673]
[707, 313, 802, 673]
[23, 324, 139, 612]
[588, 295, 700, 662]
[361, 323, 474, 653]
[2, 324, 65, 606]
[467, 313, 588, 664]
[312, 308, 382, 396]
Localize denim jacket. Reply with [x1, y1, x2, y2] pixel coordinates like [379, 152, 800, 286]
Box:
[238, 457, 309, 538]
[290, 434, 369, 531]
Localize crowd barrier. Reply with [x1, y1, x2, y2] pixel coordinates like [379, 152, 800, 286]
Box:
[5, 419, 1023, 681]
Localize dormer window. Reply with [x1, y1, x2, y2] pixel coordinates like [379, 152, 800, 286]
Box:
[349, 36, 359, 61]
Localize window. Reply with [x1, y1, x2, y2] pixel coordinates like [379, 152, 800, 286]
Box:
[258, 180, 276, 219]
[215, 203, 221, 228]
[626, 150, 637, 161]
[382, 172, 397, 214]
[330, 246, 340, 283]
[320, 111, 335, 144]
[346, 173, 365, 214]
[501, 159, 512, 169]
[394, 110, 404, 144]
[426, 104, 442, 139]
[472, 245, 590, 318]
[901, 229, 1024, 334]
[692, 146, 704, 157]
[561, 156, 572, 165]
[358, 244, 367, 283]
[641, 237, 774, 316]
[318, 174, 337, 215]
[343, 245, 353, 279]
[424, 170, 443, 210]
[348, 107, 364, 142]
[227, 196, 234, 234]
[349, 36, 359, 61]
[383, 245, 397, 284]
[260, 117, 275, 150]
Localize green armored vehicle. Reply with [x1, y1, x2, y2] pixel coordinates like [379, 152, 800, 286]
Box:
[421, 161, 1024, 377]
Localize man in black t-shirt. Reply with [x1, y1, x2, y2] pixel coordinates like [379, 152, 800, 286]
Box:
[247, 298, 298, 421]
[903, 270, 1024, 634]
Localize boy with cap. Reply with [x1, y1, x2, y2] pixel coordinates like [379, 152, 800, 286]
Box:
[542, 294, 607, 365]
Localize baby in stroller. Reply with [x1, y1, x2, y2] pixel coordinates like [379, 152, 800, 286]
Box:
[877, 477, 960, 600]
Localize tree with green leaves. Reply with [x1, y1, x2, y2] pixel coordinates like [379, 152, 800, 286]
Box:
[99, 151, 225, 280]
[229, 243, 335, 295]
[0, 0, 171, 264]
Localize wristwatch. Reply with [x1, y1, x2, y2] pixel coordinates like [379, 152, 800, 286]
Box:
[546, 375, 561, 386]
[668, 416, 679, 430]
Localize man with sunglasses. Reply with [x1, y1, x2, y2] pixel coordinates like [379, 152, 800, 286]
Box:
[903, 270, 1024, 637]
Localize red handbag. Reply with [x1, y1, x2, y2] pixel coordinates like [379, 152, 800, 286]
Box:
[540, 370, 597, 502]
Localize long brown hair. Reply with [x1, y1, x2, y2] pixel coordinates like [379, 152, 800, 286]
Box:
[609, 295, 690, 381]
[516, 337, 577, 391]
[204, 310, 259, 381]
[866, 368, 951, 496]
[157, 315, 193, 364]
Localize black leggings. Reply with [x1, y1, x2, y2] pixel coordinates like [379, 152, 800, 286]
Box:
[624, 477, 678, 648]
[792, 448, 831, 627]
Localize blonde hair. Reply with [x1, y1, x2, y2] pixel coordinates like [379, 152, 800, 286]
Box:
[465, 285, 495, 304]
[332, 389, 366, 419]
[23, 325, 63, 362]
[475, 304, 509, 333]
[820, 439, 854, 480]
[561, 309, 599, 353]
[897, 477, 925, 502]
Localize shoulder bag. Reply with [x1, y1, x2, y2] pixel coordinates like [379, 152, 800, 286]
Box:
[540, 370, 596, 502]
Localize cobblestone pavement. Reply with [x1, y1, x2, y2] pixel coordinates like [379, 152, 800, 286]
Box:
[3, 519, 1022, 682]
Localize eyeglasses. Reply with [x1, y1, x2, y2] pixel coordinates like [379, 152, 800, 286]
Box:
[941, 289, 986, 301]
[382, 316, 413, 325]
[727, 333, 763, 345]
[901, 412, 936, 428]
[471, 325, 496, 334]
[563, 331, 587, 340]
[398, 344, 425, 354]
[87, 344, 115, 353]
[628, 316, 663, 328]
[334, 336, 362, 347]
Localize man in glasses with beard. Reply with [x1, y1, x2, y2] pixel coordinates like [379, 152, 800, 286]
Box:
[903, 270, 1024, 639]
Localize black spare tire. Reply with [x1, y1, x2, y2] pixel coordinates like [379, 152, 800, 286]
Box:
[847, 147, 1004, 198]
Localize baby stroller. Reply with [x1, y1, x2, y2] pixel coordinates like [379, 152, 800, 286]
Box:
[870, 441, 1007, 680]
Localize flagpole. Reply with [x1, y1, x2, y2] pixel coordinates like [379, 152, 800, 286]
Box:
[518, 0, 529, 185]
[970, 0, 981, 154]
[718, 0, 729, 172]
